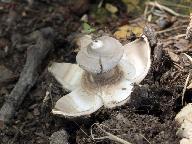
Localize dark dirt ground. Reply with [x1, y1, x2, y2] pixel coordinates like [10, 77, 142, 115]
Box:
[0, 0, 191, 144]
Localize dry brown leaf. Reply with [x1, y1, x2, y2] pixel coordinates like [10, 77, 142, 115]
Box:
[118, 25, 129, 31]
[114, 25, 143, 39]
[113, 30, 128, 40]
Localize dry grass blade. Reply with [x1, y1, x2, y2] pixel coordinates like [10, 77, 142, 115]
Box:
[91, 123, 132, 144]
[156, 25, 188, 34]
[183, 53, 192, 89]
[187, 83, 192, 89]
[183, 53, 192, 63]
[139, 134, 151, 144]
[182, 73, 190, 105]
[146, 1, 189, 18]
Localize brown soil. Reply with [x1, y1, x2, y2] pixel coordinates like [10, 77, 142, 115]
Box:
[0, 0, 191, 144]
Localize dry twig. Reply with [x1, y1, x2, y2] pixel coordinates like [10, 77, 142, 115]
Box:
[182, 73, 190, 106]
[183, 53, 192, 89]
[91, 123, 132, 144]
[156, 25, 188, 34]
[139, 134, 151, 144]
[0, 27, 54, 128]
[146, 1, 189, 18]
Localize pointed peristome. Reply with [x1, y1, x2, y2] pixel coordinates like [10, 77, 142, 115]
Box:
[76, 36, 123, 74]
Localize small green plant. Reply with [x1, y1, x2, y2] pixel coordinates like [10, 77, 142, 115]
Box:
[82, 23, 96, 34]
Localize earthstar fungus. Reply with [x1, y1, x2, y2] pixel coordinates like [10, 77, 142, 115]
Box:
[175, 103, 192, 143]
[48, 34, 151, 117]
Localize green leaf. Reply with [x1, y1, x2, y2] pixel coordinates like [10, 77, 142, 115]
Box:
[82, 23, 95, 34]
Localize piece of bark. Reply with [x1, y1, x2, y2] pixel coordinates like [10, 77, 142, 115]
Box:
[0, 27, 54, 128]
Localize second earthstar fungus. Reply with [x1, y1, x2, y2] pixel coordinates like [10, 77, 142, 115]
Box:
[48, 34, 151, 117]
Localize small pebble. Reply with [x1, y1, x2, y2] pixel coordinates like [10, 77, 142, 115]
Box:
[50, 130, 69, 144]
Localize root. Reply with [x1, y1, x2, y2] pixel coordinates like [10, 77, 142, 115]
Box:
[91, 123, 132, 144]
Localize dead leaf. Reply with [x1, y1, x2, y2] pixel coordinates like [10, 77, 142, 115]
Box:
[129, 26, 143, 35]
[114, 25, 143, 39]
[113, 31, 128, 40]
[118, 25, 129, 31]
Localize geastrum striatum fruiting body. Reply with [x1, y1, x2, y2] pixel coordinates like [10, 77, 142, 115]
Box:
[48, 34, 151, 117]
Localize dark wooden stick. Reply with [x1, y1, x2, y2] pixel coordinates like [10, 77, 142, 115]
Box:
[0, 27, 54, 128]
